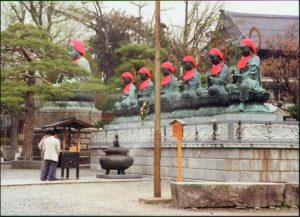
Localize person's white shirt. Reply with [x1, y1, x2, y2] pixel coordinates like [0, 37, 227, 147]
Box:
[43, 135, 61, 162]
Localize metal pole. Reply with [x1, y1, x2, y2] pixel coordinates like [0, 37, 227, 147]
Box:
[154, 0, 161, 198]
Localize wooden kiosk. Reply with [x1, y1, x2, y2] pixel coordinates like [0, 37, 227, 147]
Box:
[42, 117, 92, 179]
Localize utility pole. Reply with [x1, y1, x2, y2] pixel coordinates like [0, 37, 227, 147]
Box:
[153, 0, 161, 198]
[139, 1, 171, 203]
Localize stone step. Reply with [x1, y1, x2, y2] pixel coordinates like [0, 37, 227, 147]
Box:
[171, 182, 299, 208]
[79, 164, 90, 168]
[18, 156, 90, 165]
[79, 156, 90, 164]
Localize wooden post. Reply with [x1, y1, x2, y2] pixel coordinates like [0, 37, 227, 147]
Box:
[68, 126, 71, 148]
[169, 120, 186, 182]
[77, 129, 81, 153]
[62, 127, 66, 151]
[154, 0, 161, 198]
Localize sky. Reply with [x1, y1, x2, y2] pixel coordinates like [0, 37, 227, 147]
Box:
[102, 1, 299, 27]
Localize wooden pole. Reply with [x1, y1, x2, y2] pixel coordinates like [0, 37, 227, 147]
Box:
[68, 126, 71, 148]
[154, 0, 161, 198]
[177, 139, 182, 182]
[62, 127, 66, 151]
[77, 129, 81, 152]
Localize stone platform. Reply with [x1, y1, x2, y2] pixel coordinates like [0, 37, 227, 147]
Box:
[96, 174, 143, 179]
[171, 182, 299, 208]
[11, 160, 42, 169]
[90, 113, 299, 182]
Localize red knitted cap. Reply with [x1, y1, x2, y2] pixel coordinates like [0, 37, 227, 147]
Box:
[183, 55, 197, 68]
[138, 67, 151, 78]
[121, 72, 133, 81]
[69, 39, 86, 56]
[161, 61, 175, 74]
[209, 48, 224, 61]
[240, 38, 257, 54]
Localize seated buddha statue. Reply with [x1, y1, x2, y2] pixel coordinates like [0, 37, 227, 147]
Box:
[160, 61, 180, 104]
[114, 72, 137, 109]
[227, 38, 267, 111]
[180, 55, 201, 100]
[137, 67, 154, 106]
[197, 48, 229, 97]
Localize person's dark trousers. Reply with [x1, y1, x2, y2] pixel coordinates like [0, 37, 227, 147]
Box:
[48, 160, 58, 180]
[40, 160, 58, 180]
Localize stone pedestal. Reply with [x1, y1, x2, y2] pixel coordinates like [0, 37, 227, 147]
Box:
[90, 113, 298, 183]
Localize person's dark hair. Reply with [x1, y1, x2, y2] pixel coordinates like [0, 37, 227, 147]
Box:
[46, 130, 52, 135]
[52, 129, 60, 135]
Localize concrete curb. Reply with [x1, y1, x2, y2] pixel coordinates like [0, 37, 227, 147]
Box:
[1, 177, 152, 187]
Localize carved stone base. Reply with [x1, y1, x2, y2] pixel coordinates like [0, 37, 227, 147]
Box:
[96, 174, 142, 179]
[227, 102, 272, 113]
[113, 106, 139, 117]
[196, 106, 227, 116]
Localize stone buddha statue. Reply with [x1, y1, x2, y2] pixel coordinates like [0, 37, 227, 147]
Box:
[68, 39, 91, 73]
[180, 55, 201, 99]
[197, 48, 229, 97]
[114, 72, 137, 109]
[227, 38, 265, 111]
[160, 61, 180, 103]
[137, 67, 154, 106]
[56, 39, 91, 84]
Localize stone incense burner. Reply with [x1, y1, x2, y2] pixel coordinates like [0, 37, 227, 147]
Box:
[99, 133, 133, 175]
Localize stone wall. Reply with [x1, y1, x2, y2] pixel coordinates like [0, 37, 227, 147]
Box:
[90, 114, 299, 182]
[35, 109, 102, 128]
[90, 147, 299, 183]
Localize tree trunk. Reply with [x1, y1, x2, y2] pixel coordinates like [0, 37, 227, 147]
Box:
[183, 0, 188, 47]
[10, 114, 19, 155]
[23, 91, 35, 160]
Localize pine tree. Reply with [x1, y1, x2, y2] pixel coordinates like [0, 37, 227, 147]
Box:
[1, 23, 102, 160]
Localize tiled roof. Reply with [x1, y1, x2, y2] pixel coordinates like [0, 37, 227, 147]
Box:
[42, 117, 92, 129]
[220, 10, 299, 49]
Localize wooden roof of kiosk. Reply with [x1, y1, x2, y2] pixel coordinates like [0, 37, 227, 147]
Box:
[42, 117, 93, 152]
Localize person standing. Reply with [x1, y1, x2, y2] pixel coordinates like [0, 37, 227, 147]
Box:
[38, 130, 51, 159]
[40, 129, 61, 181]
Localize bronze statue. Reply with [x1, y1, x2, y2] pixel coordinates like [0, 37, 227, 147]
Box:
[181, 55, 201, 99]
[160, 61, 180, 103]
[197, 48, 229, 97]
[227, 38, 265, 111]
[137, 67, 154, 106]
[56, 39, 91, 84]
[114, 72, 137, 109]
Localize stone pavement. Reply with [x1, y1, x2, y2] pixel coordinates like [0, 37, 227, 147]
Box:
[1, 163, 152, 186]
[1, 163, 299, 216]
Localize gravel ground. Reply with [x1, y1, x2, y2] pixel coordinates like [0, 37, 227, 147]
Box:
[1, 168, 299, 216]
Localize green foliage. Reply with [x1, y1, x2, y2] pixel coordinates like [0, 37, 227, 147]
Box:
[201, 73, 208, 88]
[114, 43, 168, 75]
[94, 76, 121, 111]
[0, 80, 27, 113]
[91, 43, 169, 112]
[93, 120, 112, 129]
[1, 23, 102, 113]
[286, 103, 299, 120]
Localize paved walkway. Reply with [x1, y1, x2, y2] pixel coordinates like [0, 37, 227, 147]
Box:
[1, 164, 298, 216]
[1, 164, 153, 186]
